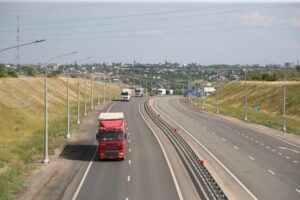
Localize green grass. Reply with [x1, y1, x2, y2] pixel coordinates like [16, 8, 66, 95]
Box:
[0, 77, 123, 200]
[191, 81, 300, 135]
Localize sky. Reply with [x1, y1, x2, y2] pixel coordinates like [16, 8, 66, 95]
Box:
[0, 0, 299, 65]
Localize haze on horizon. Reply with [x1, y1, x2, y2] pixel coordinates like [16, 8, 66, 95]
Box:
[0, 0, 299, 65]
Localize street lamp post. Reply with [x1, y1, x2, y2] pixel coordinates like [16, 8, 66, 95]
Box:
[43, 51, 78, 164]
[97, 76, 100, 105]
[84, 73, 87, 116]
[282, 65, 286, 131]
[109, 77, 112, 101]
[0, 39, 45, 52]
[103, 74, 106, 102]
[244, 69, 248, 121]
[74, 57, 92, 124]
[91, 73, 94, 109]
[201, 70, 204, 110]
[216, 70, 219, 114]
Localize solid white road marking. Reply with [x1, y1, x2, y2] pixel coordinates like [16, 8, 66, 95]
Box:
[160, 100, 258, 200]
[72, 148, 98, 200]
[234, 146, 239, 150]
[268, 170, 276, 175]
[277, 146, 300, 154]
[249, 156, 255, 161]
[127, 176, 130, 182]
[139, 102, 184, 200]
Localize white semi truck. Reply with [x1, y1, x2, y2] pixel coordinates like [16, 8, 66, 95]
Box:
[135, 88, 144, 97]
[121, 88, 131, 101]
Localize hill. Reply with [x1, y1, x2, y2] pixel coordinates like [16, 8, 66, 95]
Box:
[196, 81, 300, 135]
[0, 76, 122, 199]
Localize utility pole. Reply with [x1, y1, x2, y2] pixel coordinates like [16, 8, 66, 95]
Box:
[244, 69, 248, 121]
[282, 65, 286, 131]
[16, 12, 20, 66]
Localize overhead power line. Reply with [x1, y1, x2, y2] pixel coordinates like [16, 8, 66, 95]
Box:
[0, 3, 291, 32]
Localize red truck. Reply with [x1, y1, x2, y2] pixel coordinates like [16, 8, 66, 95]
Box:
[96, 112, 126, 160]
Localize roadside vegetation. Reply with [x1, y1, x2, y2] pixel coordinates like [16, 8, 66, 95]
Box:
[0, 76, 123, 200]
[191, 81, 300, 135]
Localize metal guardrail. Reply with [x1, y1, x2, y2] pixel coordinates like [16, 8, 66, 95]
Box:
[144, 101, 227, 200]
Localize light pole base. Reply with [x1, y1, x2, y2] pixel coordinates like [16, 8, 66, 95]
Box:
[84, 113, 87, 116]
[283, 126, 286, 131]
[43, 157, 49, 164]
[77, 120, 80, 125]
[66, 133, 71, 139]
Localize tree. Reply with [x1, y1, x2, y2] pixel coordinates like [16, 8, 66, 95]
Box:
[0, 64, 7, 77]
[296, 65, 300, 73]
[24, 66, 37, 76]
[7, 68, 18, 77]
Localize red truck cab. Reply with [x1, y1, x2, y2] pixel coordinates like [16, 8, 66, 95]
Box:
[96, 112, 125, 160]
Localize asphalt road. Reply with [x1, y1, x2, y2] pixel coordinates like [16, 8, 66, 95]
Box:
[74, 97, 180, 200]
[153, 96, 300, 200]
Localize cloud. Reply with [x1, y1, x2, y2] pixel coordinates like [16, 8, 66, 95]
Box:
[240, 11, 274, 27]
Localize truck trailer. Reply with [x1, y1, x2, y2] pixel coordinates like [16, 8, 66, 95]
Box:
[121, 88, 131, 101]
[135, 88, 144, 97]
[96, 112, 126, 160]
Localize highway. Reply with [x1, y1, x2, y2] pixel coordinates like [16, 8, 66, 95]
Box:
[73, 98, 180, 200]
[152, 96, 300, 200]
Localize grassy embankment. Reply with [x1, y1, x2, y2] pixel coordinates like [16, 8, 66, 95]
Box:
[191, 81, 300, 135]
[0, 76, 123, 200]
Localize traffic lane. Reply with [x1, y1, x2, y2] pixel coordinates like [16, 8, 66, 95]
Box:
[174, 97, 300, 163]
[155, 96, 300, 200]
[166, 97, 300, 186]
[124, 97, 180, 200]
[75, 101, 130, 200]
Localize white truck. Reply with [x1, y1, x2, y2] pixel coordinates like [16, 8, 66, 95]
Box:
[157, 88, 166, 96]
[121, 88, 131, 101]
[135, 88, 144, 97]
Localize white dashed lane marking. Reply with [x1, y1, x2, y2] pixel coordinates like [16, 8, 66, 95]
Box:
[127, 176, 131, 182]
[128, 160, 131, 165]
[129, 148, 131, 152]
[293, 160, 298, 164]
[234, 146, 239, 150]
[268, 170, 276, 175]
[296, 189, 300, 194]
[249, 156, 255, 161]
[222, 138, 226, 142]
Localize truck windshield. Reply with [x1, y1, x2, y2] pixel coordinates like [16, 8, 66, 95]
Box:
[99, 132, 123, 141]
[121, 92, 128, 95]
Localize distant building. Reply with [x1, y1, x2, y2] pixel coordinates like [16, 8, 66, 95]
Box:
[285, 62, 295, 68]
